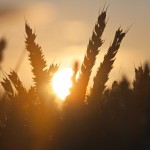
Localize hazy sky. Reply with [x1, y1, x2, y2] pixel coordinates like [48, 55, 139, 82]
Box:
[0, 0, 150, 89]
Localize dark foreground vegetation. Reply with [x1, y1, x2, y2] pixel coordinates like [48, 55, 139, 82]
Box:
[0, 9, 150, 150]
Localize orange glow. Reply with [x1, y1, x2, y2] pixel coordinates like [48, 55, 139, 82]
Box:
[52, 68, 73, 100]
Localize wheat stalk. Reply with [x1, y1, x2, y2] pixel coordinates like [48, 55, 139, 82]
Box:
[8, 70, 27, 95]
[48, 64, 59, 82]
[0, 38, 6, 63]
[25, 23, 48, 89]
[25, 23, 58, 99]
[90, 28, 126, 101]
[1, 77, 15, 100]
[69, 10, 107, 101]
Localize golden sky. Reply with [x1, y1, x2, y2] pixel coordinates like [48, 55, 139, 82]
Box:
[0, 0, 150, 89]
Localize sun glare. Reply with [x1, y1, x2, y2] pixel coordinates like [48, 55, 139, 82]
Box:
[52, 68, 73, 100]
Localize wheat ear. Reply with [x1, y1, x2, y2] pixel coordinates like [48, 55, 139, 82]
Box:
[69, 10, 107, 101]
[90, 28, 126, 100]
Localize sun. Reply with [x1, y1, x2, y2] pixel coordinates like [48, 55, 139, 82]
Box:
[52, 68, 73, 100]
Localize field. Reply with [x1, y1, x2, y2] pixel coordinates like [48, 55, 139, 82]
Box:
[0, 8, 150, 150]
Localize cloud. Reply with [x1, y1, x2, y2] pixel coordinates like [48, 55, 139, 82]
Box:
[0, 2, 57, 26]
[62, 20, 89, 44]
[24, 2, 57, 25]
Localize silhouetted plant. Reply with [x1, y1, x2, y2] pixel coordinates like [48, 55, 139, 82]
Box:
[25, 23, 59, 100]
[1, 77, 15, 100]
[0, 38, 6, 63]
[89, 29, 126, 102]
[8, 70, 27, 97]
[68, 10, 107, 102]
